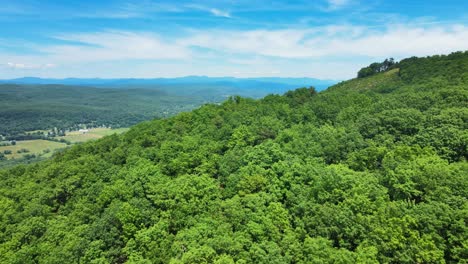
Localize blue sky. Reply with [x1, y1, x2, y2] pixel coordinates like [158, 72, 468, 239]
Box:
[1, 0, 468, 79]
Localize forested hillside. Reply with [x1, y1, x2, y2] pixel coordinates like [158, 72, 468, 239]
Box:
[0, 52, 467, 263]
[0, 85, 205, 137]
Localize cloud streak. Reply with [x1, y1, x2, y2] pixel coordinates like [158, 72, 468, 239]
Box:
[46, 31, 190, 62]
[1, 23, 468, 78]
[5, 62, 55, 69]
[209, 8, 231, 18]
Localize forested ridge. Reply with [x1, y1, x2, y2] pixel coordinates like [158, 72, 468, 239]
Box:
[0, 51, 467, 263]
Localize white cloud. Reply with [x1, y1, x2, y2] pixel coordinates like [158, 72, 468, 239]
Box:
[6, 62, 28, 69]
[180, 24, 468, 59]
[311, 24, 468, 57]
[209, 8, 231, 18]
[5, 62, 56, 69]
[184, 4, 232, 18]
[181, 29, 313, 58]
[45, 31, 190, 62]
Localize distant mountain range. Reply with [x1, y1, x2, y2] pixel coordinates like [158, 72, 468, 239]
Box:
[0, 76, 338, 96]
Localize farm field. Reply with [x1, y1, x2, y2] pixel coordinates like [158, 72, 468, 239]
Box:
[58, 127, 129, 143]
[0, 128, 129, 162]
[0, 140, 67, 159]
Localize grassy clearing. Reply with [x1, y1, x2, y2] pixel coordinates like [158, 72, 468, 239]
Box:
[0, 140, 67, 159]
[1, 128, 128, 161]
[59, 127, 129, 143]
[329, 68, 402, 92]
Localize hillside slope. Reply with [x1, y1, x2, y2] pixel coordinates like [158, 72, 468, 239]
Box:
[0, 52, 467, 263]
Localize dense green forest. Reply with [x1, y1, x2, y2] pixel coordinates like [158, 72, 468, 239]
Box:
[0, 51, 467, 263]
[0, 85, 207, 137]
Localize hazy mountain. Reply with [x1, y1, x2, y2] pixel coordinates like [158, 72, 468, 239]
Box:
[0, 76, 338, 93]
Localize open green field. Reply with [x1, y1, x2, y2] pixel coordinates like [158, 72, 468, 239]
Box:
[58, 127, 129, 143]
[0, 128, 128, 161]
[0, 140, 67, 159]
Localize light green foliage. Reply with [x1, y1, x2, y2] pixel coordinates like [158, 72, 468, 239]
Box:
[0, 52, 467, 263]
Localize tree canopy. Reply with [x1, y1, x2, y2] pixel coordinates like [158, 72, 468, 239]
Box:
[357, 58, 397, 78]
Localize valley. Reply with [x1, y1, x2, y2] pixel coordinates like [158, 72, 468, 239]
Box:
[0, 78, 331, 167]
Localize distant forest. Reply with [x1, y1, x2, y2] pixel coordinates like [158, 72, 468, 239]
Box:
[0, 85, 208, 138]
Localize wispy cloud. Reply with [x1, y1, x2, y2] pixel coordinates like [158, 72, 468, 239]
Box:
[5, 62, 55, 69]
[209, 8, 231, 18]
[184, 4, 232, 18]
[1, 20, 468, 78]
[48, 31, 190, 61]
[181, 24, 468, 59]
[8, 23, 468, 61]
[0, 1, 187, 20]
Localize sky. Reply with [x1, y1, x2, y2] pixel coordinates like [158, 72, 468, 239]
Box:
[1, 0, 468, 80]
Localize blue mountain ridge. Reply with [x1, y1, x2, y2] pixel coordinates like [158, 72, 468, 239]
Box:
[0, 76, 338, 99]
